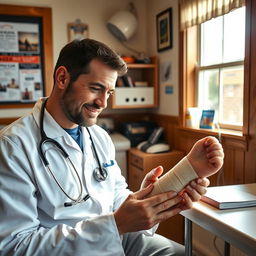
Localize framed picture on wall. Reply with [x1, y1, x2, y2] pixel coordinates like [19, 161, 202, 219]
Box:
[156, 8, 173, 52]
[67, 19, 89, 42]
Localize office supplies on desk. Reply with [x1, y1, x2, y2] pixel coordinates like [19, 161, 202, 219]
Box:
[119, 121, 159, 147]
[137, 127, 170, 153]
[201, 184, 256, 209]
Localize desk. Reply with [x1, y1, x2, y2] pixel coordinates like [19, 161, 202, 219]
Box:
[181, 184, 256, 256]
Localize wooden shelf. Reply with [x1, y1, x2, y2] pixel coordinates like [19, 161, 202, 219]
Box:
[111, 56, 159, 109]
[127, 63, 156, 69]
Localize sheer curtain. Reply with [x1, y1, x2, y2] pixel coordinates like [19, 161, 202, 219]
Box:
[180, 0, 245, 30]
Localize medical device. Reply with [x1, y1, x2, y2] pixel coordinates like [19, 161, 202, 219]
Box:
[38, 99, 108, 207]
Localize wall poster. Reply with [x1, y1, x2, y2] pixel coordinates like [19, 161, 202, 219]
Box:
[0, 15, 44, 104]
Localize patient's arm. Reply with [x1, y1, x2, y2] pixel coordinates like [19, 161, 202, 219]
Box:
[141, 136, 224, 196]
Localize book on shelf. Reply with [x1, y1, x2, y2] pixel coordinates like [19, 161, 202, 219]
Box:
[116, 75, 134, 87]
[121, 75, 134, 87]
[134, 81, 149, 87]
[116, 77, 124, 87]
[201, 184, 256, 210]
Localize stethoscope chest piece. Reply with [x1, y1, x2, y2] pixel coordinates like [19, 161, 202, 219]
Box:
[93, 167, 108, 182]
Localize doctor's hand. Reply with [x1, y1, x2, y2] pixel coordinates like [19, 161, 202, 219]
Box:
[140, 166, 164, 190]
[140, 166, 210, 204]
[113, 185, 183, 235]
[186, 136, 224, 178]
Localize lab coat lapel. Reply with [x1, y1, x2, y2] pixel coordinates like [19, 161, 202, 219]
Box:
[80, 127, 95, 191]
[32, 98, 82, 152]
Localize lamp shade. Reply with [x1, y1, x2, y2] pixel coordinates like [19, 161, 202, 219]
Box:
[107, 11, 137, 41]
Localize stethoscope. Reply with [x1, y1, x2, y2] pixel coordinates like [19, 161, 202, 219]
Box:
[38, 99, 108, 207]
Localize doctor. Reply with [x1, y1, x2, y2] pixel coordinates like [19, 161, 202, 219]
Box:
[0, 39, 223, 255]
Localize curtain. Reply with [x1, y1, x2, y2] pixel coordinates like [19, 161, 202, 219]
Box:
[180, 0, 245, 30]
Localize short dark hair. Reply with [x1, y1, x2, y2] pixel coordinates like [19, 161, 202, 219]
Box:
[53, 39, 127, 83]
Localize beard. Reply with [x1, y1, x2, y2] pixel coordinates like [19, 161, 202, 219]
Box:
[60, 82, 100, 127]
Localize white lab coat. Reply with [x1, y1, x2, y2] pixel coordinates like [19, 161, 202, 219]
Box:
[0, 98, 152, 256]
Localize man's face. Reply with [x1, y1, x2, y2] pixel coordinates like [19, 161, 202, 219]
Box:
[60, 59, 117, 127]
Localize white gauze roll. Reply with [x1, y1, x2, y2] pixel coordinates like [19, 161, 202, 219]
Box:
[150, 157, 198, 196]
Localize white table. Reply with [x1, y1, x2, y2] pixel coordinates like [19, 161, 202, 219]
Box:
[181, 183, 256, 256]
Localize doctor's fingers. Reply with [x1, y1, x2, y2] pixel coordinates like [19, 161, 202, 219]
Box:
[178, 192, 194, 210]
[133, 184, 154, 199]
[153, 202, 183, 225]
[133, 189, 183, 212]
[152, 194, 183, 215]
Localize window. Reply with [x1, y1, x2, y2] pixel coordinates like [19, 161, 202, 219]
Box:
[197, 7, 245, 129]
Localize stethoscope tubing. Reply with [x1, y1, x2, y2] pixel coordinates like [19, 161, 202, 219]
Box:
[38, 99, 108, 207]
[86, 127, 108, 182]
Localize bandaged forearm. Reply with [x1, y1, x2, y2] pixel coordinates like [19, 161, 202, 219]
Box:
[150, 157, 198, 196]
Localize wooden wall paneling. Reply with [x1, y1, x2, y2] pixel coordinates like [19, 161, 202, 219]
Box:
[244, 0, 256, 183]
[149, 114, 179, 148]
[244, 142, 256, 183]
[221, 137, 246, 184]
[166, 122, 177, 149]
[221, 148, 244, 185]
[156, 215, 184, 245]
[174, 128, 204, 153]
[234, 150, 246, 184]
[221, 147, 235, 185]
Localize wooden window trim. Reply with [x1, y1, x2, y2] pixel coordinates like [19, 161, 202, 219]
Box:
[179, 4, 250, 137]
[179, 25, 198, 127]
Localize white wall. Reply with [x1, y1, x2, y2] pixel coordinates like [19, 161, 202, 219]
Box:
[0, 0, 180, 119]
[147, 0, 179, 116]
[0, 0, 148, 118]
[0, 0, 148, 65]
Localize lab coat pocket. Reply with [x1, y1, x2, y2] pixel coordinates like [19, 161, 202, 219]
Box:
[90, 164, 119, 214]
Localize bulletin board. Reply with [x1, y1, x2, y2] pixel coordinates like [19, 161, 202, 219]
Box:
[0, 4, 53, 109]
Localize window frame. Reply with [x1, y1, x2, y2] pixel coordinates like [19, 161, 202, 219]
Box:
[196, 61, 245, 130]
[179, 7, 249, 136]
[197, 10, 245, 130]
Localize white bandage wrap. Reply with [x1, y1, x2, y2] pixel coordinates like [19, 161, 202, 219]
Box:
[150, 157, 198, 196]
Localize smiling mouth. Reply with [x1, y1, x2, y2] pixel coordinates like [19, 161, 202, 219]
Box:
[84, 104, 101, 116]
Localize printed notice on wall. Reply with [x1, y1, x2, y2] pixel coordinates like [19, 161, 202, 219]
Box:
[0, 17, 44, 103]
